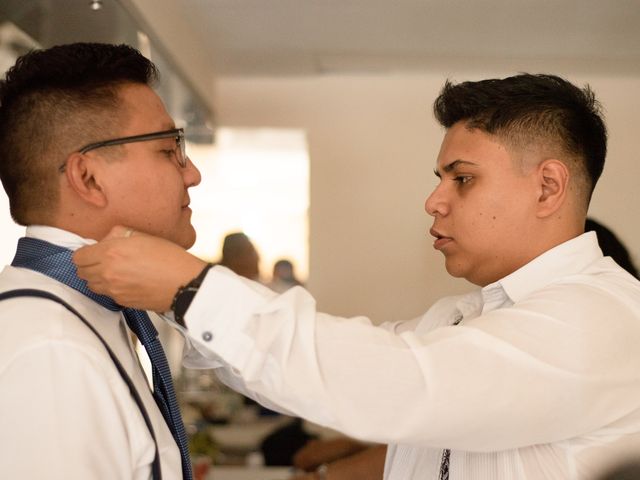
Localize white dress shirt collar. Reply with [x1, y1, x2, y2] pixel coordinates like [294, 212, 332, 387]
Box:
[25, 225, 96, 251]
[491, 231, 602, 304]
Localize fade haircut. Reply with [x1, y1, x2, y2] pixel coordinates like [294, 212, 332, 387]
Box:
[433, 74, 607, 206]
[0, 42, 158, 225]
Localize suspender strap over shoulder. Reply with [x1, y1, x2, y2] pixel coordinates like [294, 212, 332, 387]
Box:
[0, 288, 163, 480]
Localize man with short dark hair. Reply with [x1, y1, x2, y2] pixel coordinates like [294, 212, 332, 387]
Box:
[75, 74, 640, 479]
[0, 43, 201, 479]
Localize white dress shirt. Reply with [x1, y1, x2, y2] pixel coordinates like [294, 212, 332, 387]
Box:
[179, 232, 640, 479]
[0, 226, 182, 480]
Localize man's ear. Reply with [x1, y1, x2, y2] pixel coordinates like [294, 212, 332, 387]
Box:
[63, 152, 108, 208]
[536, 159, 569, 218]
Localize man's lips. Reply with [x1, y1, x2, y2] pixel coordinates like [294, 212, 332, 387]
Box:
[430, 228, 453, 250]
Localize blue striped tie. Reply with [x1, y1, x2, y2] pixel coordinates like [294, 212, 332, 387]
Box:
[12, 236, 193, 480]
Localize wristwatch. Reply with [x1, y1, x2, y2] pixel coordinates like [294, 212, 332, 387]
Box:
[170, 263, 214, 326]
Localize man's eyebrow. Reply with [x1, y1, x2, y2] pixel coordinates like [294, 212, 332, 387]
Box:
[433, 159, 479, 177]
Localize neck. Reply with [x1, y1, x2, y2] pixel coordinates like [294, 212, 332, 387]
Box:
[51, 207, 112, 242]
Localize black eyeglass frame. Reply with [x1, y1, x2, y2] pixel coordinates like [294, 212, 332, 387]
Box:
[60, 128, 186, 172]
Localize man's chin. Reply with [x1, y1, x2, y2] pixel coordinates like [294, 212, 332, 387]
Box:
[141, 224, 196, 249]
[176, 227, 197, 250]
[446, 262, 489, 287]
[444, 259, 467, 280]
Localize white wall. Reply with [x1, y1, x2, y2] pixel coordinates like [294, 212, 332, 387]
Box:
[214, 72, 640, 324]
[0, 192, 25, 264]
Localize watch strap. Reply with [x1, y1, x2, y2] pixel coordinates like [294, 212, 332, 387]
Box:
[171, 262, 214, 325]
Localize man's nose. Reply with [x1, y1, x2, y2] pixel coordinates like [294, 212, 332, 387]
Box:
[183, 156, 202, 187]
[424, 184, 448, 217]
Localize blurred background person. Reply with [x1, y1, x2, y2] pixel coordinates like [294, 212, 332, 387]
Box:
[596, 460, 640, 480]
[291, 437, 385, 480]
[268, 258, 304, 293]
[585, 217, 638, 278]
[218, 232, 261, 281]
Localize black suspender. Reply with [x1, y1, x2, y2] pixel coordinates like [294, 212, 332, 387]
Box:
[0, 289, 162, 480]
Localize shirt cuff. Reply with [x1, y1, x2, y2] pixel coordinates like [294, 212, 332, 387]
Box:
[183, 265, 276, 369]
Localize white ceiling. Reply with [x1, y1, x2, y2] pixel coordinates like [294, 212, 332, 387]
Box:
[174, 0, 640, 76]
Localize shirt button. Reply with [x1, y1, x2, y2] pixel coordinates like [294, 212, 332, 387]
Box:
[202, 331, 213, 342]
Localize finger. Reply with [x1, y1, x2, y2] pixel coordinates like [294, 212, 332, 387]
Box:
[75, 261, 104, 282]
[72, 244, 105, 267]
[84, 279, 107, 295]
[80, 270, 118, 297]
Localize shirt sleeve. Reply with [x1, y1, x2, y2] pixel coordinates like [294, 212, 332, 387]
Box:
[183, 266, 640, 451]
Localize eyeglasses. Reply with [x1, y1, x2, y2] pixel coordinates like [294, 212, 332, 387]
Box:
[60, 128, 187, 172]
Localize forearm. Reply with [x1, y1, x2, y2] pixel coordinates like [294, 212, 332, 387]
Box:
[293, 437, 370, 471]
[317, 445, 386, 480]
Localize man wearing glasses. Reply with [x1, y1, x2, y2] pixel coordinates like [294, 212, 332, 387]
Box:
[0, 43, 200, 479]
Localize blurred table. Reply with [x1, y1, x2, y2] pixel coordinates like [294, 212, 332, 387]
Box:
[207, 466, 292, 480]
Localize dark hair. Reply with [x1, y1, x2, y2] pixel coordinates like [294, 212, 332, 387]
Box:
[220, 232, 260, 280]
[433, 74, 607, 205]
[0, 42, 158, 225]
[221, 232, 255, 260]
[274, 259, 293, 270]
[596, 460, 640, 480]
[585, 218, 639, 279]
